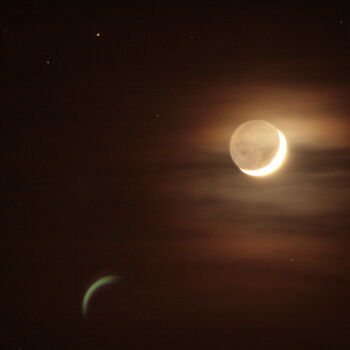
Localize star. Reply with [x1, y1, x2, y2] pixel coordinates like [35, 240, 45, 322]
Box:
[96, 32, 101, 37]
[339, 20, 344, 24]
[45, 60, 51, 64]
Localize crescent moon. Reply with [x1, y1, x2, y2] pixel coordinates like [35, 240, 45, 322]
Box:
[240, 130, 287, 176]
[82, 275, 119, 317]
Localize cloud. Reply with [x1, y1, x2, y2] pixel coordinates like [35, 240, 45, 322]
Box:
[188, 84, 350, 151]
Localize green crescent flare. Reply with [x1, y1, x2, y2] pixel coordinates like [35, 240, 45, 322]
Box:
[82, 275, 119, 317]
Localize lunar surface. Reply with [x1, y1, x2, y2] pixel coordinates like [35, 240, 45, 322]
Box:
[229, 120, 287, 176]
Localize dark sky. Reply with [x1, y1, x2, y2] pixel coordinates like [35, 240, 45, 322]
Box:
[2, 2, 350, 349]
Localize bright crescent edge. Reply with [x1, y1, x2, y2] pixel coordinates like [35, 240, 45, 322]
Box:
[240, 130, 287, 176]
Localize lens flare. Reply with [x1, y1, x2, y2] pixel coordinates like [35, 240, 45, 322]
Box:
[82, 275, 119, 317]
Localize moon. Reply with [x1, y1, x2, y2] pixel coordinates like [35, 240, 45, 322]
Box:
[82, 275, 119, 317]
[229, 120, 287, 176]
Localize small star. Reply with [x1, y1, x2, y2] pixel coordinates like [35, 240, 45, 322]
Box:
[339, 20, 343, 24]
[155, 114, 160, 118]
[96, 32, 101, 37]
[290, 258, 294, 262]
[45, 60, 51, 64]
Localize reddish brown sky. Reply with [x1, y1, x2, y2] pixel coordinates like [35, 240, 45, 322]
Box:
[2, 2, 350, 349]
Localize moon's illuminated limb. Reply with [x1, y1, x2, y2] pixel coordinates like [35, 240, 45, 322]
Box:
[82, 275, 119, 317]
[240, 130, 287, 176]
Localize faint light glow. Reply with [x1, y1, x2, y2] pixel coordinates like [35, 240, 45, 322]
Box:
[45, 60, 51, 64]
[240, 130, 287, 177]
[96, 32, 101, 37]
[82, 275, 119, 317]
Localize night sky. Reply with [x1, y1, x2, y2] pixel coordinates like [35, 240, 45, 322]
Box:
[2, 2, 350, 349]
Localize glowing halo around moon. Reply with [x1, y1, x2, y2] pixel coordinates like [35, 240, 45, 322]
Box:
[229, 120, 287, 177]
[82, 275, 119, 318]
